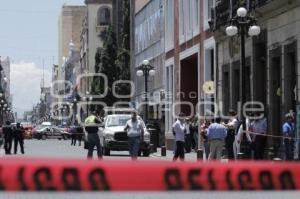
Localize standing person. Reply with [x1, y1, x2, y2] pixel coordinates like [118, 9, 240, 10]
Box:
[70, 126, 77, 146]
[207, 117, 227, 160]
[13, 123, 25, 154]
[233, 117, 252, 159]
[282, 113, 295, 161]
[225, 110, 238, 159]
[84, 111, 102, 159]
[191, 116, 199, 151]
[3, 121, 13, 155]
[200, 118, 211, 159]
[124, 111, 145, 160]
[184, 117, 192, 153]
[250, 112, 267, 160]
[172, 113, 186, 161]
[77, 126, 83, 146]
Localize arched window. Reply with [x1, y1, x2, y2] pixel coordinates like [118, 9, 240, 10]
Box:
[97, 7, 111, 26]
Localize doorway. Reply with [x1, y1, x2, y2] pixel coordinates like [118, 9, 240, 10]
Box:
[180, 54, 198, 117]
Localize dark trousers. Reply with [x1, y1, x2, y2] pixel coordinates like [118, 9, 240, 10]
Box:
[173, 141, 185, 161]
[225, 131, 235, 159]
[14, 137, 24, 154]
[87, 133, 102, 159]
[77, 135, 82, 146]
[4, 137, 12, 154]
[128, 136, 140, 159]
[184, 134, 192, 153]
[254, 135, 267, 160]
[284, 139, 294, 161]
[71, 135, 76, 146]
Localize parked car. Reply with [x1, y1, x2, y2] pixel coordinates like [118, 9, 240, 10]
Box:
[32, 126, 70, 140]
[100, 114, 151, 156]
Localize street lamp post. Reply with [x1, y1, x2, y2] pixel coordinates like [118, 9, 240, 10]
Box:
[136, 60, 155, 124]
[225, 7, 260, 142]
[83, 91, 93, 117]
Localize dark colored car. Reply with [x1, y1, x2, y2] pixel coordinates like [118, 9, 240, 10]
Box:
[32, 126, 70, 140]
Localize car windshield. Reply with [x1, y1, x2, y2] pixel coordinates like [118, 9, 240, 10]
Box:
[106, 115, 131, 127]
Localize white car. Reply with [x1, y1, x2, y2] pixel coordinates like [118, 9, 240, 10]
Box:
[96, 114, 150, 156]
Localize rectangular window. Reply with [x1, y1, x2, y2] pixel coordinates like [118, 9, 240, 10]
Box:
[193, 0, 200, 35]
[204, 0, 215, 30]
[165, 0, 174, 50]
[165, 64, 174, 132]
[179, 0, 185, 42]
[207, 0, 213, 19]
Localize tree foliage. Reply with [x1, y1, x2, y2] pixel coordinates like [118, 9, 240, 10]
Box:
[92, 0, 131, 108]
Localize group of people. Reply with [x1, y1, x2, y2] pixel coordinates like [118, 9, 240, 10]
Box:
[1, 121, 25, 155]
[172, 109, 298, 161]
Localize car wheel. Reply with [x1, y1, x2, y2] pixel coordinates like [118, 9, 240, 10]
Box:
[42, 135, 46, 140]
[138, 150, 142, 157]
[143, 150, 150, 157]
[104, 147, 110, 156]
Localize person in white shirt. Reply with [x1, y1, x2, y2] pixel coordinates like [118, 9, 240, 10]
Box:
[233, 118, 252, 159]
[172, 113, 186, 161]
[124, 111, 145, 160]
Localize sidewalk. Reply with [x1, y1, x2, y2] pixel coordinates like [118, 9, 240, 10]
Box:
[150, 147, 207, 161]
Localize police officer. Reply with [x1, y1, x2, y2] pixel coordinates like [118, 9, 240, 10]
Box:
[84, 111, 102, 159]
[13, 123, 25, 154]
[3, 121, 13, 155]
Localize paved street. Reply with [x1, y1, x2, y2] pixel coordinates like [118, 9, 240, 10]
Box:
[0, 139, 299, 198]
[0, 139, 201, 161]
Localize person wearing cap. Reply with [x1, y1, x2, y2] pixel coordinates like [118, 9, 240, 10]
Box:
[84, 111, 102, 159]
[282, 113, 295, 161]
[13, 123, 25, 154]
[207, 117, 227, 160]
[124, 111, 145, 160]
[172, 113, 186, 161]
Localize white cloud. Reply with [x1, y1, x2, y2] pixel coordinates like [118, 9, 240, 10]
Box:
[11, 61, 51, 117]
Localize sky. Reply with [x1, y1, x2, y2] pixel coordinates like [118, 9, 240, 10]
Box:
[0, 0, 84, 117]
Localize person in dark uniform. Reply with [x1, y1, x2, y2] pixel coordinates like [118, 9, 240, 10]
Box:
[70, 127, 77, 146]
[3, 121, 13, 155]
[84, 111, 102, 159]
[76, 126, 83, 146]
[13, 123, 25, 154]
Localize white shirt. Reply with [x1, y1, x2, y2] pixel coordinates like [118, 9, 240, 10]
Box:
[173, 120, 186, 142]
[227, 118, 239, 129]
[236, 118, 252, 143]
[125, 119, 145, 137]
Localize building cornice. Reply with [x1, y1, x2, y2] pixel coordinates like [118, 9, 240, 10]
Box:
[85, 0, 111, 4]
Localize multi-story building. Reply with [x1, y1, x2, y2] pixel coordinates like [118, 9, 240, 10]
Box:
[62, 41, 81, 125]
[161, 0, 215, 149]
[58, 5, 86, 67]
[131, 0, 216, 149]
[80, 0, 113, 95]
[132, 0, 165, 146]
[211, 0, 300, 157]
